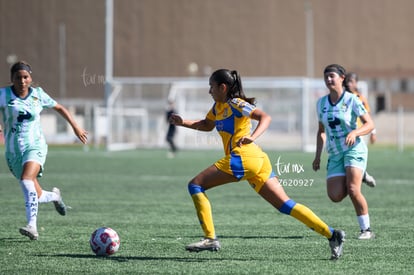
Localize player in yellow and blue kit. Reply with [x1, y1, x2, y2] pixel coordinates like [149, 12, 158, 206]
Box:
[169, 69, 345, 259]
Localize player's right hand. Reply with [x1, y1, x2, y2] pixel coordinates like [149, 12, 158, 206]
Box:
[169, 113, 183, 125]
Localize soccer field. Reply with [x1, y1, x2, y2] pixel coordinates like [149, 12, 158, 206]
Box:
[0, 146, 413, 274]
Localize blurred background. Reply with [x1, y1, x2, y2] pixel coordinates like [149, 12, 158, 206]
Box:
[0, 0, 413, 150]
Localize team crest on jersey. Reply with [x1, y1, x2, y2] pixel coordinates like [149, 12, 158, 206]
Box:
[222, 108, 229, 118]
[32, 96, 39, 106]
[341, 103, 348, 111]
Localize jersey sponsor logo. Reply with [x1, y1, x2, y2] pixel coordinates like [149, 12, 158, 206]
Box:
[328, 116, 341, 129]
[17, 111, 32, 122]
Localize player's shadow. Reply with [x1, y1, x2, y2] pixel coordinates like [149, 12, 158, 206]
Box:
[0, 237, 33, 243]
[44, 253, 330, 263]
[221, 235, 304, 240]
[40, 253, 248, 263]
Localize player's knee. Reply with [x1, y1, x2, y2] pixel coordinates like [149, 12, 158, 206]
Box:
[278, 199, 296, 215]
[188, 182, 205, 195]
[328, 192, 345, 202]
[347, 189, 363, 201]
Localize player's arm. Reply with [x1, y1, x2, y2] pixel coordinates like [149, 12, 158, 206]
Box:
[345, 112, 375, 146]
[53, 103, 88, 144]
[169, 113, 215, 131]
[358, 93, 377, 143]
[313, 122, 325, 171]
[356, 112, 375, 136]
[236, 108, 271, 146]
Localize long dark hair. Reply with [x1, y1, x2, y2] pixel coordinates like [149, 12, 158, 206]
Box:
[210, 69, 256, 105]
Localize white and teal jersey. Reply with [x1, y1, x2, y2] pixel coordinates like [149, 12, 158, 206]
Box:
[316, 91, 367, 155]
[0, 86, 57, 155]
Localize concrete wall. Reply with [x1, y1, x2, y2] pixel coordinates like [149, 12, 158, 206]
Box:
[1, 0, 414, 100]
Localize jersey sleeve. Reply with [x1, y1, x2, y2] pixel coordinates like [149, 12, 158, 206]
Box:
[352, 94, 367, 117]
[206, 105, 216, 121]
[229, 98, 256, 117]
[36, 87, 57, 109]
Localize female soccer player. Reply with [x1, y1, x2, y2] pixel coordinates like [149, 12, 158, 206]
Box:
[313, 64, 375, 240]
[169, 68, 345, 259]
[0, 61, 88, 240]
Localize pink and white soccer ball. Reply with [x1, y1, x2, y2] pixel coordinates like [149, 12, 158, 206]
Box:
[90, 227, 120, 256]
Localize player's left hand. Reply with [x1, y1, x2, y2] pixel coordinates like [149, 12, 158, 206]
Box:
[74, 127, 88, 144]
[345, 131, 357, 146]
[236, 136, 254, 147]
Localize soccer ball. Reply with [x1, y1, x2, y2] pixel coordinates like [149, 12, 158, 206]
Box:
[90, 227, 120, 256]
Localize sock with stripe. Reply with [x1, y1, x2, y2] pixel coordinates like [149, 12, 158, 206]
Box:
[279, 199, 334, 239]
[188, 183, 216, 239]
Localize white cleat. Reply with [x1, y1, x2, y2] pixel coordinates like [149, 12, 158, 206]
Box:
[185, 238, 221, 252]
[363, 171, 376, 187]
[52, 187, 67, 216]
[329, 230, 345, 260]
[358, 229, 375, 240]
[19, 225, 39, 240]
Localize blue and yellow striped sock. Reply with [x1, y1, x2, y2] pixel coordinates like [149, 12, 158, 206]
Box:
[188, 183, 216, 239]
[279, 199, 334, 239]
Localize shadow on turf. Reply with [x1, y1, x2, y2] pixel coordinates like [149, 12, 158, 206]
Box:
[40, 253, 333, 263]
[0, 237, 32, 243]
[221, 235, 304, 240]
[155, 235, 304, 240]
[38, 254, 242, 262]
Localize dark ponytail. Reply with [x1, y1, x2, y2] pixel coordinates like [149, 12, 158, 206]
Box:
[210, 69, 255, 105]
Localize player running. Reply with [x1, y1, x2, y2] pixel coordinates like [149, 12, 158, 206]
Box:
[313, 64, 375, 240]
[0, 61, 88, 240]
[170, 68, 345, 259]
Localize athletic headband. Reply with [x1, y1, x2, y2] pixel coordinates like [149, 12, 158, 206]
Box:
[11, 63, 32, 75]
[323, 65, 346, 76]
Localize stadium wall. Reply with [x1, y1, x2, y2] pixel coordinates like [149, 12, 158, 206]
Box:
[1, 0, 414, 101]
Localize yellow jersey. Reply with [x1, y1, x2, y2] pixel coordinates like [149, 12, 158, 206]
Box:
[206, 98, 255, 155]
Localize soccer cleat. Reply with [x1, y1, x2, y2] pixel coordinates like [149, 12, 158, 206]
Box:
[185, 238, 221, 252]
[358, 228, 375, 240]
[362, 171, 376, 187]
[19, 225, 39, 240]
[329, 230, 345, 260]
[52, 187, 67, 216]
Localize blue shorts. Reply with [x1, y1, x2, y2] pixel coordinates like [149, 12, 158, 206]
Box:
[326, 142, 367, 179]
[5, 147, 47, 179]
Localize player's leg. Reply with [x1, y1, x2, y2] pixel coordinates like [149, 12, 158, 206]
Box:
[345, 145, 374, 239]
[250, 152, 345, 259]
[327, 176, 348, 202]
[186, 164, 236, 252]
[19, 161, 41, 240]
[25, 148, 67, 215]
[346, 167, 374, 239]
[258, 177, 334, 238]
[257, 177, 345, 259]
[34, 177, 67, 216]
[325, 153, 348, 202]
